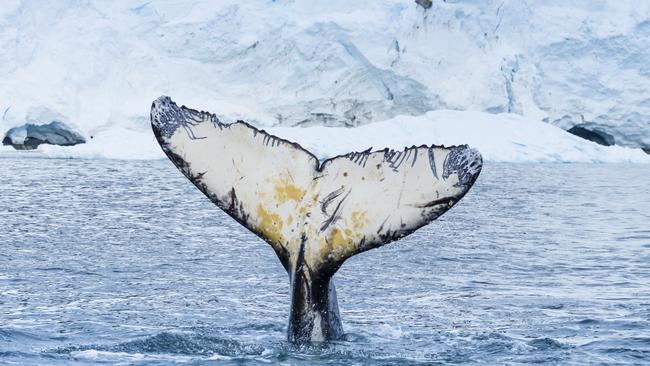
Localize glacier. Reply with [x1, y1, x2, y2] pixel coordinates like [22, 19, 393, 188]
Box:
[0, 0, 648, 162]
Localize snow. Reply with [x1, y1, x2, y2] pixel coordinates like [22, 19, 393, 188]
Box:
[1, 0, 649, 161]
[271, 111, 650, 163]
[2, 107, 647, 163]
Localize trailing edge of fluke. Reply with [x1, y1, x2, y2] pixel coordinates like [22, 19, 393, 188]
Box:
[150, 96, 482, 343]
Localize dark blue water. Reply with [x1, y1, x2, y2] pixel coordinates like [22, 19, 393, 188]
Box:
[1, 158, 649, 365]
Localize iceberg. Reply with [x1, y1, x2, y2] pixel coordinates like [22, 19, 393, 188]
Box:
[2, 121, 85, 150]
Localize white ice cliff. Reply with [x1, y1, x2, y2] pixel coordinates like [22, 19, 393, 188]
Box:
[0, 0, 648, 161]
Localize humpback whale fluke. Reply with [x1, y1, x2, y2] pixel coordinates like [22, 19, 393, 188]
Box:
[150, 96, 482, 343]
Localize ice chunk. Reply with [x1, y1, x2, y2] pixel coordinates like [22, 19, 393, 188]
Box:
[3, 121, 86, 150]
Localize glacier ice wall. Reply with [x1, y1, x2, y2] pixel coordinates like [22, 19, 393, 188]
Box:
[0, 0, 648, 150]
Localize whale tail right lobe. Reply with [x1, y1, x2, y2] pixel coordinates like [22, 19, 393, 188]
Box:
[151, 96, 482, 342]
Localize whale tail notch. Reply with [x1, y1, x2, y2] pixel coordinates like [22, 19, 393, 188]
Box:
[151, 96, 482, 342]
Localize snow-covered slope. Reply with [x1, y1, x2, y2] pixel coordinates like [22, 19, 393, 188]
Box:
[1, 0, 649, 158]
[273, 111, 650, 164]
[6, 108, 648, 163]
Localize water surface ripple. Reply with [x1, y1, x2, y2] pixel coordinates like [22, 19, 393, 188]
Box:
[1, 159, 649, 365]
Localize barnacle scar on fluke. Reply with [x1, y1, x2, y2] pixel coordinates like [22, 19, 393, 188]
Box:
[150, 96, 483, 343]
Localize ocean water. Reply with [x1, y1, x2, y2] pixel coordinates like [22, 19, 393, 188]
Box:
[1, 158, 649, 365]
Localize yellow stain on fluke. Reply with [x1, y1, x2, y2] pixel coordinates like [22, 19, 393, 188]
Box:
[273, 178, 305, 203]
[329, 228, 352, 251]
[316, 228, 354, 263]
[313, 210, 369, 262]
[255, 204, 284, 244]
[350, 210, 368, 230]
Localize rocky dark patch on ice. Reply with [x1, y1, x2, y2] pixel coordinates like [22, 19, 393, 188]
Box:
[415, 0, 432, 9]
[2, 121, 86, 150]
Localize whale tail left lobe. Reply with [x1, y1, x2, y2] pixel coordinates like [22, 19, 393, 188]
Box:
[151, 96, 482, 342]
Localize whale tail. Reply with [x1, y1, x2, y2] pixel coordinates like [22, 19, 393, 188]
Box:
[151, 96, 482, 342]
